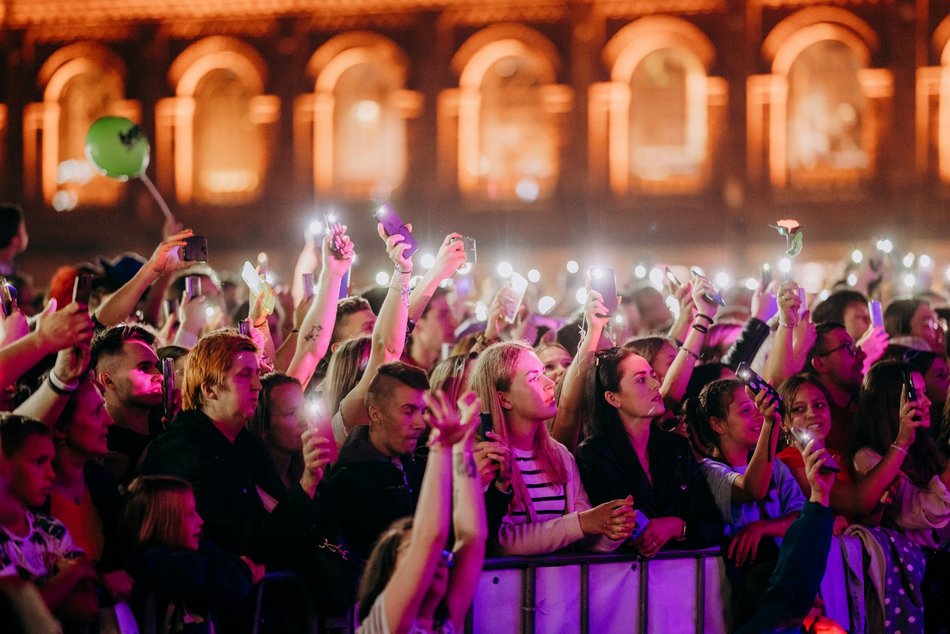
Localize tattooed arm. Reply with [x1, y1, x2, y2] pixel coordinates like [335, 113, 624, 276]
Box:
[286, 231, 353, 388]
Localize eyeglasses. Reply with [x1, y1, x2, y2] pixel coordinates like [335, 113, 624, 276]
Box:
[440, 549, 455, 569]
[815, 341, 858, 358]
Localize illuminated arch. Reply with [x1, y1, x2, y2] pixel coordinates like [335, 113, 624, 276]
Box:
[163, 37, 276, 205]
[26, 43, 131, 209]
[453, 25, 568, 203]
[751, 9, 888, 190]
[304, 32, 416, 199]
[596, 16, 723, 195]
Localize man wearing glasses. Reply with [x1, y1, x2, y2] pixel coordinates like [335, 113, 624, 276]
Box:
[806, 322, 867, 455]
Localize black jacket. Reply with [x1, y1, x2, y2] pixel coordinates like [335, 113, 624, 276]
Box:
[722, 317, 772, 370]
[576, 428, 723, 548]
[139, 409, 316, 565]
[324, 426, 426, 559]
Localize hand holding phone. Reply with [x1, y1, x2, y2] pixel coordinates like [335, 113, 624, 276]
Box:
[787, 427, 842, 473]
[665, 268, 682, 295]
[869, 300, 884, 328]
[736, 362, 782, 406]
[324, 215, 345, 256]
[503, 273, 528, 323]
[478, 412, 494, 440]
[375, 203, 418, 258]
[588, 266, 618, 314]
[689, 267, 725, 307]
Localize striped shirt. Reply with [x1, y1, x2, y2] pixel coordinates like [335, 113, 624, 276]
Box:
[512, 447, 567, 519]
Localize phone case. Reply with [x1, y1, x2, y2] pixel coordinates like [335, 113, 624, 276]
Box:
[736, 362, 782, 405]
[375, 204, 418, 258]
[869, 300, 883, 328]
[182, 236, 208, 262]
[589, 267, 618, 313]
[787, 428, 842, 473]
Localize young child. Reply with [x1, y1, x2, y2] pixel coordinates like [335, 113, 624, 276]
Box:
[119, 475, 265, 633]
[0, 414, 98, 623]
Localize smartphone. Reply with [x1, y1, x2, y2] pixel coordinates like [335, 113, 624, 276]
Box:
[869, 300, 883, 328]
[454, 236, 477, 264]
[184, 276, 202, 300]
[374, 203, 418, 258]
[339, 270, 350, 300]
[787, 427, 842, 473]
[478, 412, 494, 440]
[736, 362, 782, 406]
[182, 236, 208, 262]
[238, 319, 251, 338]
[72, 273, 93, 306]
[760, 264, 773, 290]
[631, 510, 651, 540]
[0, 281, 17, 317]
[302, 273, 314, 301]
[797, 286, 807, 317]
[309, 399, 339, 464]
[325, 214, 345, 256]
[689, 267, 726, 307]
[665, 268, 682, 295]
[504, 273, 529, 323]
[902, 368, 918, 403]
[161, 358, 176, 420]
[588, 266, 619, 314]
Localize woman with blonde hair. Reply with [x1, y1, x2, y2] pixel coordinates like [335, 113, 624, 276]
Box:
[469, 341, 636, 555]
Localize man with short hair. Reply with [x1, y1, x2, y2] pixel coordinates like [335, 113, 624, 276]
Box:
[806, 322, 866, 455]
[0, 204, 28, 278]
[324, 361, 429, 558]
[812, 289, 888, 370]
[331, 296, 376, 350]
[140, 331, 322, 564]
[91, 324, 163, 482]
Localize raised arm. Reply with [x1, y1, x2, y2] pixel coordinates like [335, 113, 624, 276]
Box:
[408, 233, 465, 323]
[286, 230, 353, 388]
[337, 224, 411, 430]
[731, 389, 781, 503]
[661, 278, 720, 404]
[382, 391, 457, 634]
[550, 290, 609, 451]
[14, 339, 91, 424]
[762, 283, 801, 386]
[95, 230, 194, 327]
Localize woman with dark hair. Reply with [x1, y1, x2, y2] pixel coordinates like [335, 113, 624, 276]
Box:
[470, 341, 636, 555]
[776, 373, 920, 529]
[356, 390, 484, 633]
[576, 347, 722, 556]
[901, 348, 950, 443]
[248, 373, 309, 488]
[849, 360, 949, 631]
[885, 298, 945, 353]
[687, 378, 805, 628]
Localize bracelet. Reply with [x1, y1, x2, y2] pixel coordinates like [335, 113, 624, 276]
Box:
[777, 321, 795, 329]
[680, 346, 700, 361]
[695, 313, 714, 324]
[47, 371, 78, 395]
[691, 323, 708, 334]
[394, 266, 411, 275]
[890, 442, 910, 456]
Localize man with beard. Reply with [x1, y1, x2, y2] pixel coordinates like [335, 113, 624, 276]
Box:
[91, 324, 164, 483]
[806, 322, 867, 456]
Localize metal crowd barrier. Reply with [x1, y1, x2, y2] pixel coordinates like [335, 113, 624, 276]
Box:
[467, 538, 857, 634]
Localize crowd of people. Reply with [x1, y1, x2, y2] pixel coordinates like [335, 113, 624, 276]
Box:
[0, 198, 949, 634]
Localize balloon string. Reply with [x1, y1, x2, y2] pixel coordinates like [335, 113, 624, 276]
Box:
[139, 172, 174, 222]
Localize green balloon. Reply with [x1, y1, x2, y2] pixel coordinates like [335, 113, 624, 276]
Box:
[85, 116, 150, 180]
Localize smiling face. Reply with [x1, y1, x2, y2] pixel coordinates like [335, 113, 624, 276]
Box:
[785, 382, 832, 443]
[62, 380, 114, 457]
[605, 354, 664, 420]
[499, 351, 557, 424]
[716, 387, 765, 452]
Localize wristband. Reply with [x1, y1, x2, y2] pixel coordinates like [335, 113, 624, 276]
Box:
[48, 370, 79, 395]
[691, 323, 708, 334]
[695, 313, 714, 324]
[890, 442, 909, 456]
[680, 346, 700, 361]
[394, 266, 411, 276]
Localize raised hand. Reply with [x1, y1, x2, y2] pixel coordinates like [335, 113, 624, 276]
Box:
[379, 222, 413, 274]
[35, 300, 94, 353]
[146, 229, 194, 276]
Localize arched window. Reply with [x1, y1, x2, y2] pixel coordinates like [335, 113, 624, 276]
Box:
[785, 40, 867, 186]
[457, 37, 562, 203]
[592, 17, 724, 196]
[24, 45, 134, 210]
[301, 33, 419, 200]
[750, 10, 888, 191]
[162, 38, 277, 206]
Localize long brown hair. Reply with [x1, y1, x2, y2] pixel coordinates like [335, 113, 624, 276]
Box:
[323, 335, 371, 415]
[357, 517, 411, 622]
[469, 342, 567, 521]
[852, 360, 946, 487]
